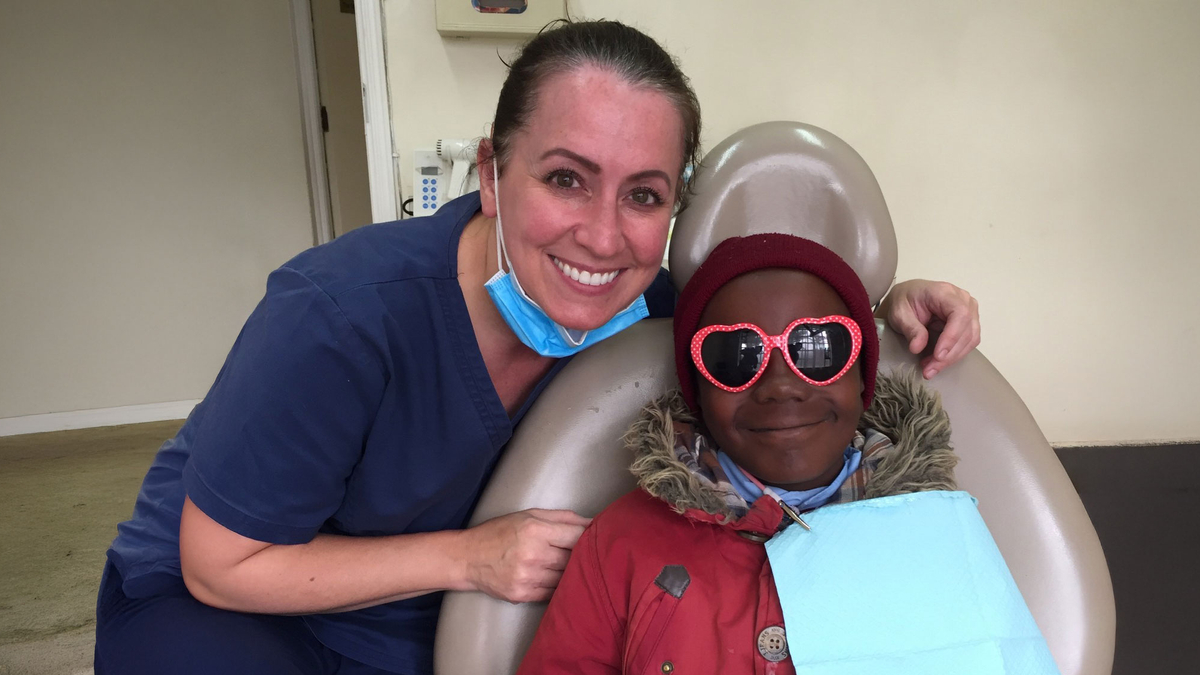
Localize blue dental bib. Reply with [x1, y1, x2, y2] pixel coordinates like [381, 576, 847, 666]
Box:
[765, 490, 1060, 674]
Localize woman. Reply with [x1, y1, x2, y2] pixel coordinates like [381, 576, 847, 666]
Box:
[94, 20, 980, 675]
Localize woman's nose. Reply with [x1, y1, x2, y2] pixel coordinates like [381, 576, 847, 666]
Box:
[751, 347, 811, 404]
[572, 199, 623, 259]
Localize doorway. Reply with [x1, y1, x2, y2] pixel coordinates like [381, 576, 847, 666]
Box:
[311, 0, 373, 236]
[293, 0, 374, 242]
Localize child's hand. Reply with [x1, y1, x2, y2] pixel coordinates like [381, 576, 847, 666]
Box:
[880, 279, 981, 378]
[458, 509, 592, 603]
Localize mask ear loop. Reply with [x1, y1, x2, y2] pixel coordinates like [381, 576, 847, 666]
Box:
[491, 156, 511, 275]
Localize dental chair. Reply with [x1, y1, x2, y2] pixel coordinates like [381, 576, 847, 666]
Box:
[434, 122, 1116, 675]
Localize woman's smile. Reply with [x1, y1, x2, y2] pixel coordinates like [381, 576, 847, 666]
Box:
[550, 255, 623, 288]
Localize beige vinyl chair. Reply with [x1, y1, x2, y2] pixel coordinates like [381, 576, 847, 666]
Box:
[434, 122, 1116, 675]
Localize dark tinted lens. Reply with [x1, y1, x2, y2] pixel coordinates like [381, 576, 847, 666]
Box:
[788, 322, 853, 382]
[700, 329, 764, 388]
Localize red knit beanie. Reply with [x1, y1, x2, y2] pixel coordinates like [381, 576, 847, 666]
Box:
[674, 233, 879, 411]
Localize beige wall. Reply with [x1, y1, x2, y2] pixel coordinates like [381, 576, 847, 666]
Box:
[384, 0, 1200, 445]
[0, 1, 314, 419]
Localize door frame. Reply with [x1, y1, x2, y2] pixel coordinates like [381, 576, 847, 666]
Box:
[290, 0, 336, 245]
[291, 0, 399, 246]
[354, 0, 401, 224]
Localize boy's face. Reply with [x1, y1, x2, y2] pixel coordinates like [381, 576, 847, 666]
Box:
[696, 268, 864, 492]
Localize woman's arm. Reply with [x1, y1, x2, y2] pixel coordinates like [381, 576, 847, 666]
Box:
[877, 279, 981, 379]
[179, 497, 589, 614]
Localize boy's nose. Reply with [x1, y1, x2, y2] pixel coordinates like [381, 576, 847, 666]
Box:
[751, 347, 811, 404]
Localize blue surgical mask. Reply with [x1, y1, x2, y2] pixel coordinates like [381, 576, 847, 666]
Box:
[483, 158, 649, 358]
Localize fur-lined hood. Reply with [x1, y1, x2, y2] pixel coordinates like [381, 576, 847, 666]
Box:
[623, 369, 957, 522]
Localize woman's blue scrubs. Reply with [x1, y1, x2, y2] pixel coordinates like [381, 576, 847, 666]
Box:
[95, 192, 675, 674]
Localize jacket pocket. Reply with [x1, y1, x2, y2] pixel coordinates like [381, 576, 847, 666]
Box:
[625, 565, 691, 674]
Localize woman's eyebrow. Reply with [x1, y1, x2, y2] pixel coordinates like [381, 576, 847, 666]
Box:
[629, 169, 671, 185]
[540, 148, 601, 173]
[539, 148, 671, 185]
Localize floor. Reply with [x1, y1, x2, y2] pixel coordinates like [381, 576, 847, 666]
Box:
[0, 421, 183, 675]
[0, 423, 1195, 674]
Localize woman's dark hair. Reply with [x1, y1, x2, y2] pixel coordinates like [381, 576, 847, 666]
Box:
[487, 20, 702, 209]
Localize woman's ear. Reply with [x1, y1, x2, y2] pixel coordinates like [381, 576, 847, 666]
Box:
[477, 138, 498, 218]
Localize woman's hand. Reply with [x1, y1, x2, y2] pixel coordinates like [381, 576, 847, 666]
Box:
[459, 509, 592, 604]
[880, 280, 981, 379]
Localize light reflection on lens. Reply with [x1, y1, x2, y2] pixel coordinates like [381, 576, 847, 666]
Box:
[788, 323, 851, 382]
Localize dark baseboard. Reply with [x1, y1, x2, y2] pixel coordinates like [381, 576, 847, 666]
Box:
[1054, 443, 1200, 675]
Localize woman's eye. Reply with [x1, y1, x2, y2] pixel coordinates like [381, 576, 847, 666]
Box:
[631, 188, 663, 206]
[550, 172, 577, 189]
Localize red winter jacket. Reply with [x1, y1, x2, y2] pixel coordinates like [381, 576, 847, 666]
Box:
[517, 371, 955, 675]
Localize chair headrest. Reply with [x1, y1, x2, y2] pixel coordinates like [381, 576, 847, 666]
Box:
[669, 121, 898, 307]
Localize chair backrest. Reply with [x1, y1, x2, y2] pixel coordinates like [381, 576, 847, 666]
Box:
[434, 122, 1115, 675]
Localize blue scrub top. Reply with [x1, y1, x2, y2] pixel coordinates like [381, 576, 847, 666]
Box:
[106, 191, 676, 674]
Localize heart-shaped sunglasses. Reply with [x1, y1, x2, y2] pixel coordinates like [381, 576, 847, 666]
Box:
[690, 315, 863, 392]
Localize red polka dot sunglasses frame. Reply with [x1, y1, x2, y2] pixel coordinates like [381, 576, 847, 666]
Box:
[690, 315, 863, 393]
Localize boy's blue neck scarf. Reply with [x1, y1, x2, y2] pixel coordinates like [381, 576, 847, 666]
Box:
[715, 446, 862, 513]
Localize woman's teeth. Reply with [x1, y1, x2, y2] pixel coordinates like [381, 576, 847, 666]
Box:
[554, 258, 620, 287]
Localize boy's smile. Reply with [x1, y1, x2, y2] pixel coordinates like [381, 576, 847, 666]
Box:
[696, 269, 864, 492]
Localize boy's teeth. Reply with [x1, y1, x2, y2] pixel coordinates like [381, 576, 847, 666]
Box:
[554, 258, 619, 287]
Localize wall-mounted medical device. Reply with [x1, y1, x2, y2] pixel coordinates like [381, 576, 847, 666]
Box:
[436, 0, 566, 39]
[412, 149, 447, 217]
[412, 139, 479, 216]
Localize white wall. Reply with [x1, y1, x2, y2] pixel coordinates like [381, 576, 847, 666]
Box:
[0, 1, 314, 420]
[383, 0, 1200, 445]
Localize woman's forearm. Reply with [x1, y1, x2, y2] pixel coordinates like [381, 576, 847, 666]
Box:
[180, 497, 470, 615]
[232, 531, 466, 614]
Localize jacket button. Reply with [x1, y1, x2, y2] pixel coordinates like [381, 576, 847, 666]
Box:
[757, 625, 789, 662]
[660, 661, 674, 673]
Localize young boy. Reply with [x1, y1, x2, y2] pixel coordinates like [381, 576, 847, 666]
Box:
[516, 233, 966, 674]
